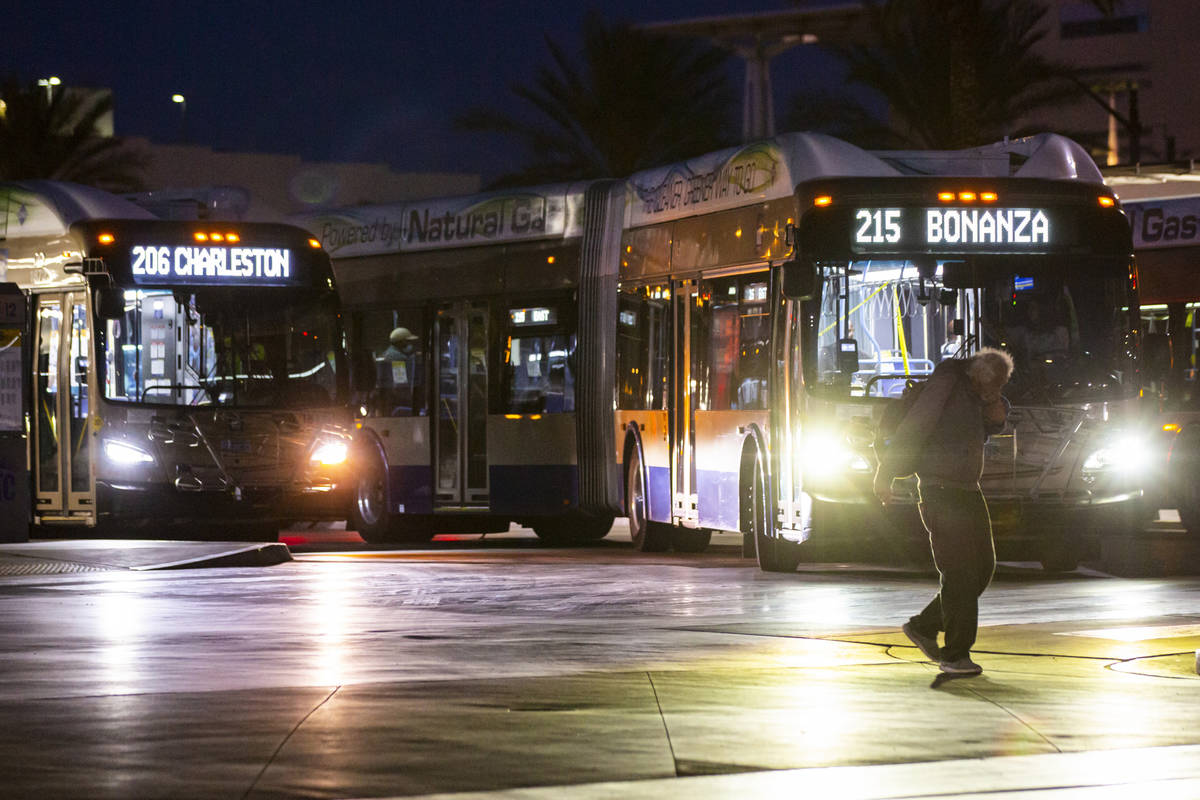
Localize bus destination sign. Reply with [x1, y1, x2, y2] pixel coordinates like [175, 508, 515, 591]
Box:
[129, 244, 295, 285]
[852, 207, 1053, 253]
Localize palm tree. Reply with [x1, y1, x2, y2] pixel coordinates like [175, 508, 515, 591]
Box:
[785, 0, 1082, 150]
[457, 11, 736, 187]
[0, 77, 147, 192]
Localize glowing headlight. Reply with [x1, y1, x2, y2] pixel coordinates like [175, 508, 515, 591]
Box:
[799, 430, 872, 475]
[1082, 433, 1151, 474]
[310, 439, 349, 467]
[103, 439, 155, 466]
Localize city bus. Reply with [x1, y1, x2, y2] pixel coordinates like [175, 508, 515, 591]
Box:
[1105, 167, 1200, 534]
[295, 182, 627, 544]
[615, 132, 1141, 571]
[1, 181, 352, 538]
[303, 132, 1140, 568]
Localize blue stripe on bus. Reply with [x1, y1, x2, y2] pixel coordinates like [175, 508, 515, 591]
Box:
[388, 465, 434, 514]
[489, 464, 579, 515]
[646, 465, 671, 524]
[696, 468, 740, 532]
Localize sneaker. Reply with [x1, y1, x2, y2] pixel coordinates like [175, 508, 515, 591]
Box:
[939, 656, 983, 676]
[902, 621, 941, 662]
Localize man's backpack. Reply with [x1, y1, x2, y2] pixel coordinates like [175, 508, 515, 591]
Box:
[874, 378, 928, 463]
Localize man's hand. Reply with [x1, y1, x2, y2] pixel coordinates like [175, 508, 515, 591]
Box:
[873, 468, 894, 504]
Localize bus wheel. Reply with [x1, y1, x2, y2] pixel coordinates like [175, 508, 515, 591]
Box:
[532, 513, 614, 546]
[350, 451, 434, 543]
[1038, 529, 1080, 573]
[747, 458, 800, 573]
[671, 528, 711, 553]
[626, 446, 670, 552]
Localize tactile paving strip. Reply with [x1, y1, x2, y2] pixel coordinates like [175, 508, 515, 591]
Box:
[0, 555, 114, 576]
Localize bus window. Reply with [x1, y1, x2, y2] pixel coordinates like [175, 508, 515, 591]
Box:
[503, 332, 576, 413]
[699, 274, 772, 411]
[360, 308, 427, 417]
[617, 285, 670, 410]
[103, 290, 343, 408]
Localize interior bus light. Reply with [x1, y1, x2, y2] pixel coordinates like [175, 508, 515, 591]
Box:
[937, 192, 955, 202]
[308, 238, 322, 249]
[958, 191, 977, 202]
[1098, 196, 1116, 208]
[980, 191, 998, 203]
[226, 232, 240, 243]
[194, 232, 208, 242]
[814, 195, 833, 206]
[98, 232, 115, 244]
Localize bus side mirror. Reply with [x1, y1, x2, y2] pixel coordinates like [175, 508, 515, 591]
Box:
[781, 259, 816, 299]
[1144, 333, 1171, 378]
[94, 288, 124, 320]
[354, 350, 377, 393]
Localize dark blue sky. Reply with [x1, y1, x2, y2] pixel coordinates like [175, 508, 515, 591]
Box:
[8, 0, 847, 182]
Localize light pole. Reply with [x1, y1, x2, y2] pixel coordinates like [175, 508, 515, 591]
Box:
[36, 76, 61, 104]
[172, 94, 186, 143]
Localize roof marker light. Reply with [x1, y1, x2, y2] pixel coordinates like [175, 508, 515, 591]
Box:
[959, 191, 977, 202]
[226, 232, 240, 243]
[980, 191, 998, 203]
[1099, 196, 1116, 208]
[938, 192, 955, 202]
[209, 232, 224, 242]
[98, 233, 115, 245]
[308, 238, 322, 249]
[814, 195, 833, 206]
[194, 232, 208, 242]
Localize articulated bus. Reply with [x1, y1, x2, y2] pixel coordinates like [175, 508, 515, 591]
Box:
[1105, 168, 1200, 534]
[1, 181, 352, 537]
[302, 132, 1140, 569]
[296, 183, 627, 544]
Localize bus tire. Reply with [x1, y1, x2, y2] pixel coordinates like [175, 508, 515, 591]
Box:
[350, 447, 435, 544]
[671, 527, 711, 553]
[532, 513, 613, 546]
[747, 456, 801, 573]
[626, 446, 670, 552]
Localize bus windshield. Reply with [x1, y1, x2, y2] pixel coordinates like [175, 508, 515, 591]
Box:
[102, 289, 344, 408]
[811, 258, 1137, 404]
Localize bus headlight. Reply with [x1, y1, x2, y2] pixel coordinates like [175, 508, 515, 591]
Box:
[310, 438, 349, 467]
[800, 430, 872, 476]
[103, 439, 156, 466]
[1082, 433, 1152, 475]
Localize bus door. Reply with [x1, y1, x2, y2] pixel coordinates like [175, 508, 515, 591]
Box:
[32, 291, 94, 521]
[671, 279, 704, 526]
[434, 302, 489, 507]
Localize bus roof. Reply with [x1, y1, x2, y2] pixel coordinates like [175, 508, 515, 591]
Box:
[1, 180, 155, 240]
[626, 131, 1105, 227]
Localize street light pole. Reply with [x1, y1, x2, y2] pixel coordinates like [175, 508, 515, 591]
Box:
[36, 76, 61, 104]
[172, 94, 186, 143]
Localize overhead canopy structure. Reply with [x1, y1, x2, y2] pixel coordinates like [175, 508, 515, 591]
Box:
[638, 4, 869, 142]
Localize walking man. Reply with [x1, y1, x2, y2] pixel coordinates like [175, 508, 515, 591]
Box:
[874, 348, 1013, 676]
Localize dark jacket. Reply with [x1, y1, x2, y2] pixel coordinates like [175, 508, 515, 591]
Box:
[878, 359, 1007, 490]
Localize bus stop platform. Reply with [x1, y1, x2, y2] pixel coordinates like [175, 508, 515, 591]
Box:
[0, 539, 292, 575]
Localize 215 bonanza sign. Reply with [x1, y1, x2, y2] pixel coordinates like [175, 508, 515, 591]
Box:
[853, 207, 1053, 253]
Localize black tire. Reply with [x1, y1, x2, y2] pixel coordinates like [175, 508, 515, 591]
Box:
[350, 446, 433, 544]
[671, 527, 712, 553]
[747, 456, 801, 573]
[1038, 529, 1080, 573]
[626, 445, 671, 552]
[532, 513, 614, 546]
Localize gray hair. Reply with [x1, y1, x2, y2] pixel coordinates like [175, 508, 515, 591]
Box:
[967, 347, 1014, 387]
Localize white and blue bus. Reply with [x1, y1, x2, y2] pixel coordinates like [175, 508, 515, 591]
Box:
[2, 181, 353, 537]
[304, 132, 1143, 569]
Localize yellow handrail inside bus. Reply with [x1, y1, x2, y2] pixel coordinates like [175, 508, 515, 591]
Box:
[818, 281, 891, 338]
[892, 285, 910, 375]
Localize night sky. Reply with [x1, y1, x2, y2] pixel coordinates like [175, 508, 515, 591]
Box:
[8, 0, 846, 182]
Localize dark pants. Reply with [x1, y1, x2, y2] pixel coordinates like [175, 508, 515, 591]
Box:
[910, 485, 995, 662]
